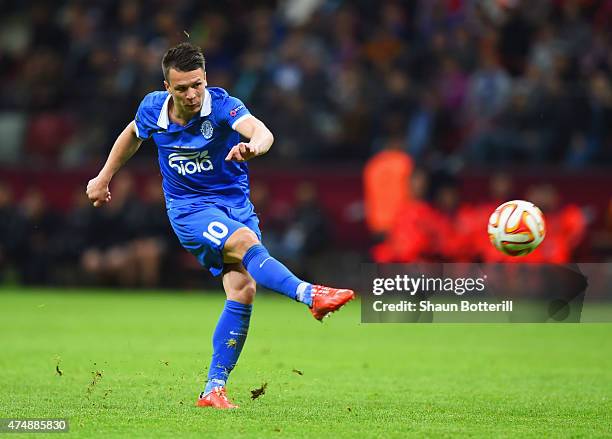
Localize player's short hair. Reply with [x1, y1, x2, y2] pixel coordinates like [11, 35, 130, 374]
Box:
[162, 42, 206, 80]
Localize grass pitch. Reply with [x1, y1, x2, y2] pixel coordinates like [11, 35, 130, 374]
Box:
[0, 288, 611, 438]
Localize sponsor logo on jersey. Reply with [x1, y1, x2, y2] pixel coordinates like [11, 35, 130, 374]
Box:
[168, 150, 213, 175]
[229, 104, 245, 117]
[200, 120, 214, 139]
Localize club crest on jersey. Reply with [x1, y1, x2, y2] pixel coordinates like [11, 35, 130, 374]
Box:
[200, 120, 213, 139]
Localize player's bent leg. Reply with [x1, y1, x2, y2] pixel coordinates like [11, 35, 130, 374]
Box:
[223, 227, 355, 321]
[197, 263, 253, 409]
[224, 227, 310, 303]
[222, 262, 256, 305]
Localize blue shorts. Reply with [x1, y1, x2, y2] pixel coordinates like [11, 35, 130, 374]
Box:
[167, 200, 262, 276]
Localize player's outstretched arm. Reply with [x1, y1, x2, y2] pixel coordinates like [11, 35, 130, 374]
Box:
[86, 121, 143, 207]
[225, 116, 274, 162]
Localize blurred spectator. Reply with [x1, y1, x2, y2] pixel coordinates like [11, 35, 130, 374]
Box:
[24, 112, 76, 164]
[282, 182, 330, 260]
[250, 181, 290, 246]
[52, 187, 96, 285]
[0, 182, 24, 281]
[363, 137, 413, 239]
[569, 71, 612, 165]
[372, 167, 443, 262]
[591, 197, 612, 260]
[468, 81, 548, 163]
[406, 90, 440, 159]
[259, 181, 330, 278]
[519, 184, 587, 263]
[16, 188, 60, 284]
[80, 172, 144, 286]
[130, 179, 173, 287]
[464, 50, 512, 152]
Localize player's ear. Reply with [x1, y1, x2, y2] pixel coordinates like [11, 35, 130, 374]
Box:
[202, 71, 207, 87]
[164, 80, 170, 92]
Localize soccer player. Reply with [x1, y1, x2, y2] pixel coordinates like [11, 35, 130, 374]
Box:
[86, 43, 354, 409]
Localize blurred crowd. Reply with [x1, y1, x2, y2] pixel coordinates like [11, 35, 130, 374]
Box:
[365, 148, 591, 263]
[2, 163, 608, 286]
[1, 0, 612, 286]
[0, 174, 176, 286]
[0, 0, 611, 167]
[0, 174, 331, 286]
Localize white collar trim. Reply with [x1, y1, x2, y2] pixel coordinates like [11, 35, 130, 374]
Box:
[157, 88, 212, 129]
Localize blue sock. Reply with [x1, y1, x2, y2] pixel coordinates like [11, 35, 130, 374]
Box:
[204, 300, 252, 395]
[242, 244, 312, 306]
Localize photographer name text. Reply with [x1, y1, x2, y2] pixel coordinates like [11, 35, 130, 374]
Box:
[372, 300, 513, 312]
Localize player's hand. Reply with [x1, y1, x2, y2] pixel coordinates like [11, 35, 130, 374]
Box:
[225, 142, 259, 162]
[86, 175, 112, 207]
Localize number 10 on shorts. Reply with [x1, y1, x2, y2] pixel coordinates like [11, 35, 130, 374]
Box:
[203, 221, 229, 246]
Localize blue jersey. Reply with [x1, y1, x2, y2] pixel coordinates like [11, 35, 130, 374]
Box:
[134, 87, 253, 209]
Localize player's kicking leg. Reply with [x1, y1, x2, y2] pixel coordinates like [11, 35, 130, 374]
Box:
[224, 228, 355, 321]
[197, 227, 354, 410]
[197, 263, 254, 409]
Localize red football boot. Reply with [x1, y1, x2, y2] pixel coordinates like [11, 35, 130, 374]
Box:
[196, 387, 238, 409]
[309, 285, 355, 321]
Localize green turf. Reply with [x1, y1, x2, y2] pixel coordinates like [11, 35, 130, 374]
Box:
[0, 288, 611, 438]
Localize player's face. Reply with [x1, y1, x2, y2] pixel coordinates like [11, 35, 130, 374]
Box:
[165, 68, 206, 115]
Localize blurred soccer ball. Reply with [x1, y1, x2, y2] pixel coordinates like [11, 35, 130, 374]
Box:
[488, 200, 546, 256]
